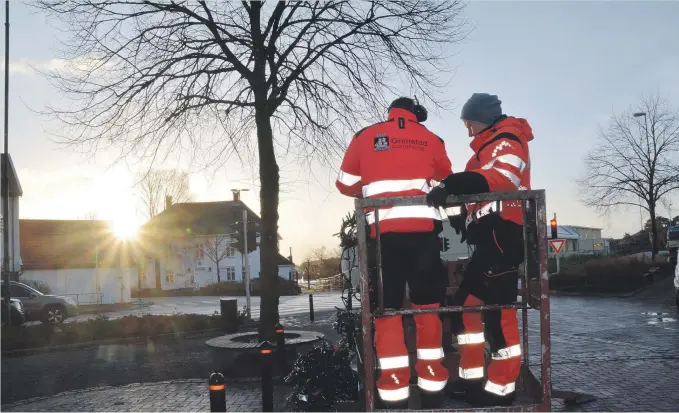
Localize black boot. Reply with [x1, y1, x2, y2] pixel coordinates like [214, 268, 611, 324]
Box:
[420, 389, 446, 409]
[446, 378, 482, 400]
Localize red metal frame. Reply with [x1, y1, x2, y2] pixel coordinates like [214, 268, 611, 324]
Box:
[355, 190, 551, 412]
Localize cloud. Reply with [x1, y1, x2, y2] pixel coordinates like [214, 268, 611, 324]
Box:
[0, 56, 108, 77]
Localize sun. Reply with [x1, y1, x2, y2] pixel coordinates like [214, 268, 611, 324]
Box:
[110, 217, 141, 240]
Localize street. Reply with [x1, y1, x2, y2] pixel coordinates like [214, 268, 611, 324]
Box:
[68, 292, 344, 322]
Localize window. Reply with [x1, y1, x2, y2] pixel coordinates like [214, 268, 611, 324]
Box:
[225, 246, 235, 257]
[220, 267, 236, 281]
[165, 271, 175, 283]
[195, 244, 204, 260]
[10, 284, 31, 298]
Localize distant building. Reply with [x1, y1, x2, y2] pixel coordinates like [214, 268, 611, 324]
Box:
[18, 219, 136, 304]
[139, 198, 296, 291]
[0, 154, 23, 276]
[547, 225, 605, 256]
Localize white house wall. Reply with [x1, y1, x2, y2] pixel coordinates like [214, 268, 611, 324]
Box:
[0, 195, 21, 272]
[144, 234, 293, 291]
[21, 267, 134, 304]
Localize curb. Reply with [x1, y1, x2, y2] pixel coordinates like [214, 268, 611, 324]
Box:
[1, 328, 222, 358]
[549, 288, 642, 298]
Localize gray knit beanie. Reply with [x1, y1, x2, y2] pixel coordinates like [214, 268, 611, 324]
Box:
[460, 93, 503, 125]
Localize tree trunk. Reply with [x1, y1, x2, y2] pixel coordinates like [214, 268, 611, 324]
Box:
[255, 106, 280, 341]
[216, 264, 221, 283]
[649, 206, 658, 260]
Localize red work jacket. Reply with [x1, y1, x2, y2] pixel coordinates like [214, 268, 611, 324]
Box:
[336, 108, 452, 236]
[463, 116, 534, 228]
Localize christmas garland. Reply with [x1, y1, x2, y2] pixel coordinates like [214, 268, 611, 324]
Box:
[284, 213, 361, 411]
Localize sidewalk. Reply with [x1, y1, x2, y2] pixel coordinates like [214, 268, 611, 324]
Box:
[1, 380, 276, 412]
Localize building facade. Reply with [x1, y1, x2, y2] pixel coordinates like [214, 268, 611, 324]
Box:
[0, 154, 22, 275]
[140, 200, 296, 291]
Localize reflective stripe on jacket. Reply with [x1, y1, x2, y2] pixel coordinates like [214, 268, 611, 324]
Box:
[336, 108, 452, 236]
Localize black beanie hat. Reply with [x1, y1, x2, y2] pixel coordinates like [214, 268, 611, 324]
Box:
[460, 93, 503, 125]
[389, 97, 416, 113]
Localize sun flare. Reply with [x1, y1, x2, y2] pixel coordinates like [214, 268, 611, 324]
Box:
[111, 217, 141, 240]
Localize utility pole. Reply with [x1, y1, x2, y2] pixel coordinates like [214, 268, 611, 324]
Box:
[2, 0, 11, 326]
[243, 208, 251, 320]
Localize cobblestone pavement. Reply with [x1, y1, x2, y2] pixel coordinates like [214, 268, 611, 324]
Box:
[2, 278, 678, 411]
[1, 380, 284, 412]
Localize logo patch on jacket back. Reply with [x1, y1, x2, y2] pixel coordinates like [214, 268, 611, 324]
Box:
[374, 134, 390, 151]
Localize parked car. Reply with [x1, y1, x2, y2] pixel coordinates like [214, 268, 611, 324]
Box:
[0, 281, 77, 324]
[1, 297, 26, 327]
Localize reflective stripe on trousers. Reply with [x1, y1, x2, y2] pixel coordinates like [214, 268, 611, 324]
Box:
[457, 332, 485, 345]
[492, 344, 522, 360]
[459, 366, 484, 379]
[378, 355, 410, 370]
[416, 347, 444, 360]
[485, 380, 516, 396]
[377, 386, 410, 402]
[418, 377, 447, 392]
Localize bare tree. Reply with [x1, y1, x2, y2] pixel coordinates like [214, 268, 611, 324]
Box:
[35, 0, 469, 339]
[199, 233, 234, 283]
[579, 94, 679, 258]
[299, 257, 315, 290]
[81, 210, 98, 220]
[138, 169, 192, 218]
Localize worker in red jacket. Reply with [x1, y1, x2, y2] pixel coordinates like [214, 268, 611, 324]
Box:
[427, 93, 533, 407]
[336, 97, 452, 407]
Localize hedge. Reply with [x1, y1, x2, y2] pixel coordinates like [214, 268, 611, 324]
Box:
[549, 256, 672, 293]
[1, 313, 226, 352]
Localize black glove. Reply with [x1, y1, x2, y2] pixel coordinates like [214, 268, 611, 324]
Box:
[426, 184, 449, 208]
[448, 214, 467, 243]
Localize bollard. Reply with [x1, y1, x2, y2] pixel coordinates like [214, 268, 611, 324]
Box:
[275, 323, 287, 372]
[309, 293, 315, 322]
[260, 341, 274, 412]
[208, 372, 226, 412]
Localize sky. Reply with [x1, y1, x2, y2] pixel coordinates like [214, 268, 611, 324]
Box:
[2, 0, 679, 261]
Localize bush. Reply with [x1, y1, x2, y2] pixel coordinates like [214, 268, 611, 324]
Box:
[1, 313, 222, 352]
[21, 280, 52, 294]
[549, 256, 671, 293]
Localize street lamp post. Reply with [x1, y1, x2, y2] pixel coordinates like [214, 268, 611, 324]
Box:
[231, 188, 252, 320]
[2, 0, 11, 326]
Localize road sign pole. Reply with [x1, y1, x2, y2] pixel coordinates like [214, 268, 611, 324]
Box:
[556, 253, 560, 274]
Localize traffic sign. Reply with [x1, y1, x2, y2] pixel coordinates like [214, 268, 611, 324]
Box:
[549, 239, 565, 255]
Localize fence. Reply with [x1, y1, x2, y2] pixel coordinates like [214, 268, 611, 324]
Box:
[299, 274, 344, 292]
[62, 292, 104, 306]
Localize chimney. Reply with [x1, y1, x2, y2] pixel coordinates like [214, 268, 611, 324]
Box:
[232, 190, 240, 202]
[165, 195, 173, 210]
